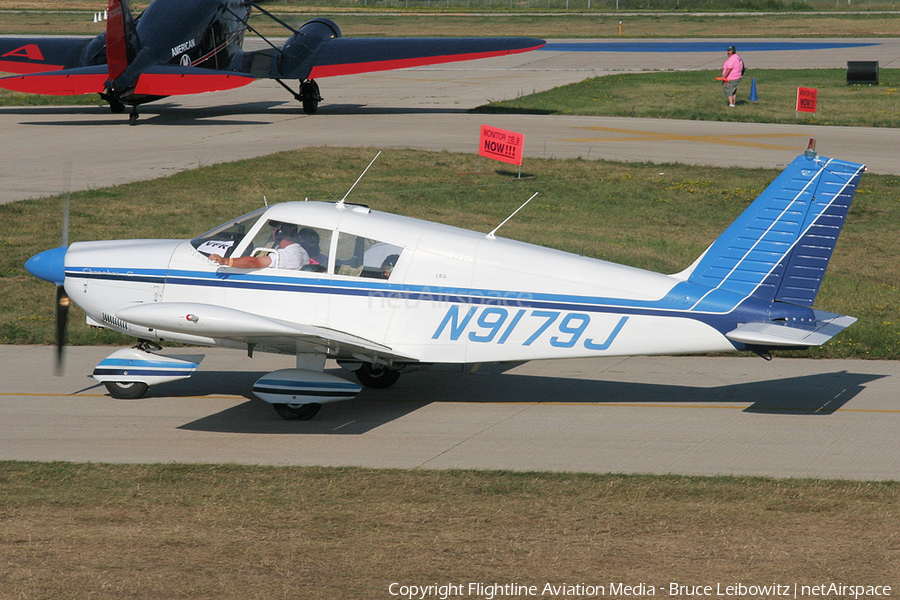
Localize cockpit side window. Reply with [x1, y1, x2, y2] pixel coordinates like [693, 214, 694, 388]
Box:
[242, 219, 332, 272]
[191, 208, 266, 258]
[335, 232, 403, 279]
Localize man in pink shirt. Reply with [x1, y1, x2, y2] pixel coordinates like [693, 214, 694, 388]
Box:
[721, 45, 744, 107]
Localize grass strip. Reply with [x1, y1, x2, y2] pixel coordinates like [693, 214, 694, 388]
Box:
[1, 147, 898, 357]
[1, 461, 898, 599]
[476, 69, 900, 127]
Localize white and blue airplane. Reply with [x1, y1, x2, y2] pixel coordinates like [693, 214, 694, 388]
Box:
[25, 144, 865, 420]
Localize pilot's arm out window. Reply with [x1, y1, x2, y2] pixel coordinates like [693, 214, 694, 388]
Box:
[241, 220, 332, 272]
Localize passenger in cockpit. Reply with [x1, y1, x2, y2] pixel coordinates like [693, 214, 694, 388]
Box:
[297, 227, 328, 268]
[380, 254, 399, 279]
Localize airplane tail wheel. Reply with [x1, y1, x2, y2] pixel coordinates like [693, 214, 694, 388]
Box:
[104, 381, 149, 399]
[273, 403, 321, 420]
[354, 364, 401, 389]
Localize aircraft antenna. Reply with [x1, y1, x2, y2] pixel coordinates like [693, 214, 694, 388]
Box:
[263, 195, 268, 207]
[62, 193, 69, 248]
[337, 151, 381, 208]
[486, 192, 538, 239]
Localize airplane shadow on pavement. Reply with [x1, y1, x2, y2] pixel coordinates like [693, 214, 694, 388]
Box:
[175, 368, 885, 435]
[2, 100, 467, 127]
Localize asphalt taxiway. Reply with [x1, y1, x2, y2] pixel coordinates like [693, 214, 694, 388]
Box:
[2, 345, 899, 480]
[2, 37, 898, 478]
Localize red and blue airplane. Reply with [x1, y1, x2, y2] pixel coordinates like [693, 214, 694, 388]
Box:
[0, 0, 544, 123]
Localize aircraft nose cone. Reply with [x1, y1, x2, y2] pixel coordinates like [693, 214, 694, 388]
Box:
[25, 246, 67, 285]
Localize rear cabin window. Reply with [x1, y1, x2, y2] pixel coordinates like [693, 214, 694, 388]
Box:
[335, 232, 402, 279]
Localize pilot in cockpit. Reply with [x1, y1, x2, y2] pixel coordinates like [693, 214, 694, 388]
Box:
[210, 222, 309, 270]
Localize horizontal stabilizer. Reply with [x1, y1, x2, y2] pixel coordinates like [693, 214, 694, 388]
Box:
[132, 67, 255, 96]
[0, 58, 64, 75]
[726, 310, 857, 347]
[0, 66, 108, 95]
[0, 66, 256, 97]
[304, 37, 545, 79]
[0, 37, 91, 74]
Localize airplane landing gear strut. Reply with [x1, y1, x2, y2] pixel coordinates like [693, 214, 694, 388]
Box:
[275, 78, 321, 114]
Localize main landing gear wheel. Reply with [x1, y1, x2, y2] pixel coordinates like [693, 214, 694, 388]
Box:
[354, 364, 401, 389]
[273, 403, 322, 421]
[128, 107, 140, 126]
[299, 79, 321, 115]
[104, 381, 149, 399]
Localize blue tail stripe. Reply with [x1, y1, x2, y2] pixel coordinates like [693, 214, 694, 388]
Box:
[770, 166, 862, 306]
[687, 155, 863, 308]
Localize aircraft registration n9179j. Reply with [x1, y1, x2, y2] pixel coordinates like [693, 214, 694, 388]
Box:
[0, 0, 544, 124]
[25, 144, 864, 420]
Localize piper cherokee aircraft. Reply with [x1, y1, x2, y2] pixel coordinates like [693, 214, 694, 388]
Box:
[0, 0, 544, 124]
[25, 144, 864, 420]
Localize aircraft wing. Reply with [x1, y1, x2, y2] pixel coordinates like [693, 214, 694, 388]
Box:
[306, 37, 546, 79]
[245, 36, 546, 81]
[726, 310, 857, 348]
[116, 302, 415, 361]
[0, 37, 94, 74]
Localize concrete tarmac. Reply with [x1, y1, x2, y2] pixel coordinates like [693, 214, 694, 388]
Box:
[2, 38, 898, 204]
[1, 345, 898, 480]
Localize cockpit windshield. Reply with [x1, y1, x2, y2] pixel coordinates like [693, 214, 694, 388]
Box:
[190, 208, 266, 258]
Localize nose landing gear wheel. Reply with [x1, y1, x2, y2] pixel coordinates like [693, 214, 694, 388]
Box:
[104, 381, 149, 399]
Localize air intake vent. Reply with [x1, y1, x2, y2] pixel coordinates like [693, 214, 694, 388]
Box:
[102, 312, 130, 331]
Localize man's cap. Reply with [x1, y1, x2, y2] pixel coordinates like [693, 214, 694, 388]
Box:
[274, 222, 299, 241]
[726, 45, 736, 52]
[297, 227, 321, 253]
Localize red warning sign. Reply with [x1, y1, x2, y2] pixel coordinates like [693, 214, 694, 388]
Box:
[479, 124, 524, 166]
[796, 87, 818, 114]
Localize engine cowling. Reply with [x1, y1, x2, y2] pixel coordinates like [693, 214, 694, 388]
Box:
[276, 18, 341, 80]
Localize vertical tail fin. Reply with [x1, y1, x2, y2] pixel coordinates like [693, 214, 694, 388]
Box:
[106, 0, 137, 80]
[686, 147, 864, 310]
